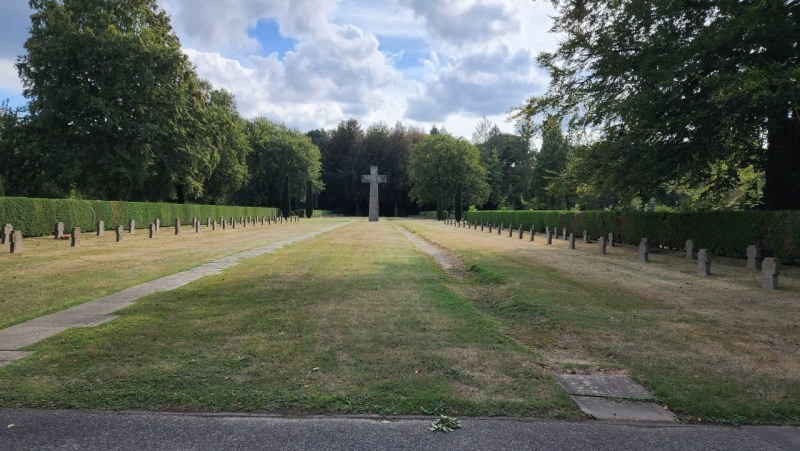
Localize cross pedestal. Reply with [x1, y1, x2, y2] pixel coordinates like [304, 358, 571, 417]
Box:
[361, 165, 387, 222]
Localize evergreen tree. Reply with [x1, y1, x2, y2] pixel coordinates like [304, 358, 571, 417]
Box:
[281, 175, 291, 218]
[305, 180, 313, 218]
[436, 188, 444, 220]
[454, 182, 463, 221]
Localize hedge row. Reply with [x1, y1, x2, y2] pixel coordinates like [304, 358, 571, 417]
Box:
[0, 197, 280, 238]
[449, 210, 800, 265]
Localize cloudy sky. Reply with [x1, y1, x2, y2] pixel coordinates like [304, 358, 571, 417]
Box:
[0, 0, 558, 139]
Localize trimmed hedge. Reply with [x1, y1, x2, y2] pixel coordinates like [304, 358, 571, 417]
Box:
[0, 197, 279, 238]
[459, 210, 800, 265]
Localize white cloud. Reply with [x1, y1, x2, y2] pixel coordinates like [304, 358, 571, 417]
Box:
[0, 0, 560, 139]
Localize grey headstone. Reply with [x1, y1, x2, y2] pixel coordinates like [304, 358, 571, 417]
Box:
[128, 219, 135, 234]
[155, 218, 160, 232]
[518, 225, 523, 239]
[70, 227, 80, 247]
[54, 222, 64, 239]
[598, 237, 607, 255]
[231, 217, 236, 229]
[608, 232, 615, 247]
[530, 227, 535, 242]
[221, 218, 227, 230]
[547, 232, 553, 245]
[546, 226, 550, 237]
[241, 216, 246, 228]
[697, 249, 711, 276]
[489, 224, 493, 233]
[149, 223, 156, 239]
[175, 218, 180, 235]
[762, 257, 780, 289]
[207, 217, 212, 227]
[568, 233, 575, 249]
[639, 239, 649, 262]
[1, 224, 12, 244]
[498, 223, 503, 235]
[686, 239, 698, 260]
[115, 226, 123, 242]
[562, 228, 567, 240]
[746, 245, 763, 270]
[195, 221, 200, 233]
[211, 221, 217, 231]
[10, 230, 22, 253]
[509, 224, 513, 237]
[583, 230, 589, 244]
[96, 220, 105, 237]
[481, 222, 484, 231]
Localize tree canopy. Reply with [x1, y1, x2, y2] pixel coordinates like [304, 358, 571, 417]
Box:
[521, 0, 800, 210]
[408, 134, 490, 209]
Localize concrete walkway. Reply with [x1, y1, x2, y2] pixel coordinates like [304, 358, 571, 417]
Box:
[1, 409, 798, 450]
[0, 223, 347, 366]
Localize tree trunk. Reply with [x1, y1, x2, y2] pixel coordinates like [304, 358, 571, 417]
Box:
[764, 112, 800, 210]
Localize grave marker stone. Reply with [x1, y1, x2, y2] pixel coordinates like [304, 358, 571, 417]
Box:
[222, 218, 227, 230]
[697, 249, 711, 276]
[762, 257, 780, 289]
[546, 226, 551, 237]
[562, 228, 567, 240]
[639, 238, 649, 262]
[149, 223, 156, 239]
[175, 218, 181, 235]
[10, 230, 22, 253]
[547, 232, 553, 245]
[231, 217, 236, 229]
[155, 218, 160, 232]
[685, 239, 695, 259]
[128, 219, 135, 234]
[71, 227, 80, 247]
[481, 222, 484, 231]
[499, 223, 503, 235]
[211, 221, 217, 231]
[598, 237, 607, 255]
[0, 224, 12, 244]
[530, 226, 535, 242]
[54, 222, 64, 240]
[568, 233, 575, 249]
[509, 225, 513, 238]
[746, 245, 763, 270]
[195, 220, 200, 234]
[115, 226, 123, 242]
[518, 225, 523, 239]
[608, 232, 615, 247]
[97, 220, 105, 237]
[207, 217, 212, 227]
[583, 230, 589, 244]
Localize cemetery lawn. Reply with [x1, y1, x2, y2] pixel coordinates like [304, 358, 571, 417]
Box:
[400, 220, 800, 426]
[1, 219, 797, 425]
[0, 220, 579, 418]
[0, 219, 344, 329]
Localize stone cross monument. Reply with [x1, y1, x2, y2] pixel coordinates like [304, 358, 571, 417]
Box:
[361, 165, 387, 222]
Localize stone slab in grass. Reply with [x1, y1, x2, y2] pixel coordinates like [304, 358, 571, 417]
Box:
[555, 374, 654, 399]
[0, 351, 33, 366]
[571, 396, 676, 422]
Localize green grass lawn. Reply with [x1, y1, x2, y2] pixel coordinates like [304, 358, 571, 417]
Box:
[0, 220, 578, 417]
[1, 218, 797, 425]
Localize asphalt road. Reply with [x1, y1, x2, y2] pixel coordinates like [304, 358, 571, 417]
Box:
[2, 409, 798, 450]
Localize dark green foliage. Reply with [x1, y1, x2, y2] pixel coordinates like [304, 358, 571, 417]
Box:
[305, 180, 314, 219]
[454, 182, 463, 221]
[436, 188, 444, 221]
[409, 134, 490, 210]
[0, 197, 277, 237]
[523, 0, 800, 209]
[281, 176, 291, 219]
[464, 210, 800, 264]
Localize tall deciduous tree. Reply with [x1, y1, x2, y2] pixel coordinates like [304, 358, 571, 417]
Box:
[281, 175, 291, 218]
[305, 180, 313, 218]
[409, 134, 490, 209]
[237, 118, 322, 208]
[17, 0, 218, 201]
[523, 0, 800, 209]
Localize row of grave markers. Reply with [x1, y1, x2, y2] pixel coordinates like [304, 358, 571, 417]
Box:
[444, 218, 781, 290]
[1, 215, 301, 254]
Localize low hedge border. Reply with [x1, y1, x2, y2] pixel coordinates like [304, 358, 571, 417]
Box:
[0, 197, 280, 238]
[438, 210, 800, 265]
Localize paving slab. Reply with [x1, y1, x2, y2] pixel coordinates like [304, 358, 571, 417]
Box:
[744, 426, 800, 451]
[572, 396, 676, 422]
[555, 374, 654, 399]
[0, 351, 33, 367]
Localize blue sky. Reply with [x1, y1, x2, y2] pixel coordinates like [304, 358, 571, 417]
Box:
[0, 0, 558, 139]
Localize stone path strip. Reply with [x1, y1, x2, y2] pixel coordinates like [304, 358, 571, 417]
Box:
[0, 222, 348, 366]
[555, 374, 676, 422]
